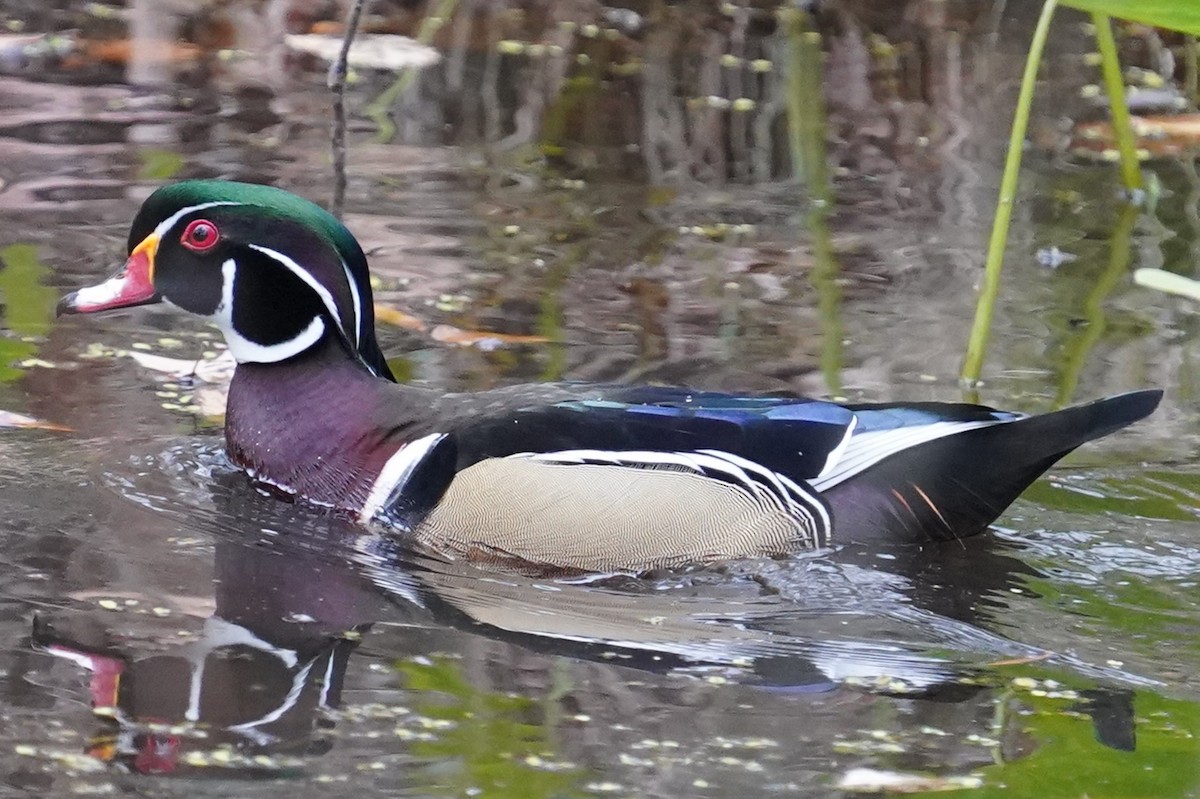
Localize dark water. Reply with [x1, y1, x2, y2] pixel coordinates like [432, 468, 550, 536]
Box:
[1, 1, 1199, 796]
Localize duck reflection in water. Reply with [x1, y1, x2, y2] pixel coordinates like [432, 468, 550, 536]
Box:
[32, 469, 1140, 775]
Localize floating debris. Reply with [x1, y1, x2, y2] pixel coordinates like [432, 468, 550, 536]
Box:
[0, 409, 72, 432]
[1071, 114, 1200, 160]
[1036, 246, 1078, 269]
[374, 304, 427, 332]
[9, 744, 106, 775]
[1134, 268, 1200, 302]
[833, 734, 906, 755]
[127, 349, 235, 383]
[284, 612, 317, 623]
[180, 747, 304, 771]
[838, 767, 983, 793]
[432, 293, 469, 313]
[284, 33, 440, 71]
[430, 325, 550, 350]
[17, 358, 58, 369]
[585, 782, 624, 794]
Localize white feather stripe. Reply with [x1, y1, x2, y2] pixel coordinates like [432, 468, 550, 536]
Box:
[817, 415, 857, 478]
[695, 448, 790, 497]
[203, 259, 328, 363]
[525, 448, 712, 472]
[223, 313, 326, 363]
[810, 419, 1003, 492]
[339, 256, 363, 348]
[524, 448, 765, 498]
[359, 433, 448, 524]
[694, 448, 831, 542]
[776, 473, 833, 546]
[152, 201, 244, 240]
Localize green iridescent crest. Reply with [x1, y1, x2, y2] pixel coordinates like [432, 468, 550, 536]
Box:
[129, 180, 364, 268]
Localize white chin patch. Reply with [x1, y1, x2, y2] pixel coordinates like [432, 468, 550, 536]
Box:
[210, 258, 327, 364]
[225, 315, 326, 364]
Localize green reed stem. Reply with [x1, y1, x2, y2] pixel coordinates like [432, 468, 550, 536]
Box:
[1185, 36, 1199, 106]
[961, 0, 1058, 388]
[782, 9, 830, 197]
[1092, 13, 1143, 192]
[1055, 201, 1138, 406]
[781, 9, 840, 391]
[811, 208, 843, 396]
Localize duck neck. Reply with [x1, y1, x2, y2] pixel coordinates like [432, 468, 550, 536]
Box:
[225, 335, 408, 513]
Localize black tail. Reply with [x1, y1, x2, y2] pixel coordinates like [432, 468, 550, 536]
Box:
[824, 390, 1162, 545]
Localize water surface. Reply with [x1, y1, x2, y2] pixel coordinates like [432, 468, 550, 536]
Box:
[1, 2, 1199, 796]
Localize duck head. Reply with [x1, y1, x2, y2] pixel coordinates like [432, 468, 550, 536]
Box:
[58, 180, 394, 380]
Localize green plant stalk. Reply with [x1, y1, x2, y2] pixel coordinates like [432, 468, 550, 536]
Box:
[1055, 201, 1138, 406]
[780, 10, 841, 391]
[799, 30, 832, 204]
[961, 0, 1059, 387]
[1186, 36, 1199, 106]
[1091, 13, 1143, 192]
[781, 9, 830, 190]
[991, 689, 1014, 766]
[537, 243, 582, 382]
[366, 0, 459, 142]
[812, 209, 843, 396]
[782, 9, 806, 183]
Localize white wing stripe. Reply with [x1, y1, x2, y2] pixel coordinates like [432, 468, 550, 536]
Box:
[811, 419, 1002, 491]
[817, 415, 857, 478]
[360, 433, 448, 524]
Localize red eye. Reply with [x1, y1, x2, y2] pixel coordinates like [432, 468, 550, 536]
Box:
[181, 219, 219, 253]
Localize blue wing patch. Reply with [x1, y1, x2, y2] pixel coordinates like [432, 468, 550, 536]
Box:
[848, 403, 1023, 433]
[541, 392, 855, 480]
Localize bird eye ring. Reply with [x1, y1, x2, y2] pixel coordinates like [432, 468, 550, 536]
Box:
[181, 219, 219, 253]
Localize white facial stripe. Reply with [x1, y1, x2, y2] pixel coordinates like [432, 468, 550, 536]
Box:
[152, 201, 244, 240]
[247, 243, 349, 342]
[340, 258, 362, 347]
[213, 258, 326, 363]
[223, 315, 326, 363]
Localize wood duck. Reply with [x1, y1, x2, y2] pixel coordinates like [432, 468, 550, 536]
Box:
[57, 180, 1162, 573]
